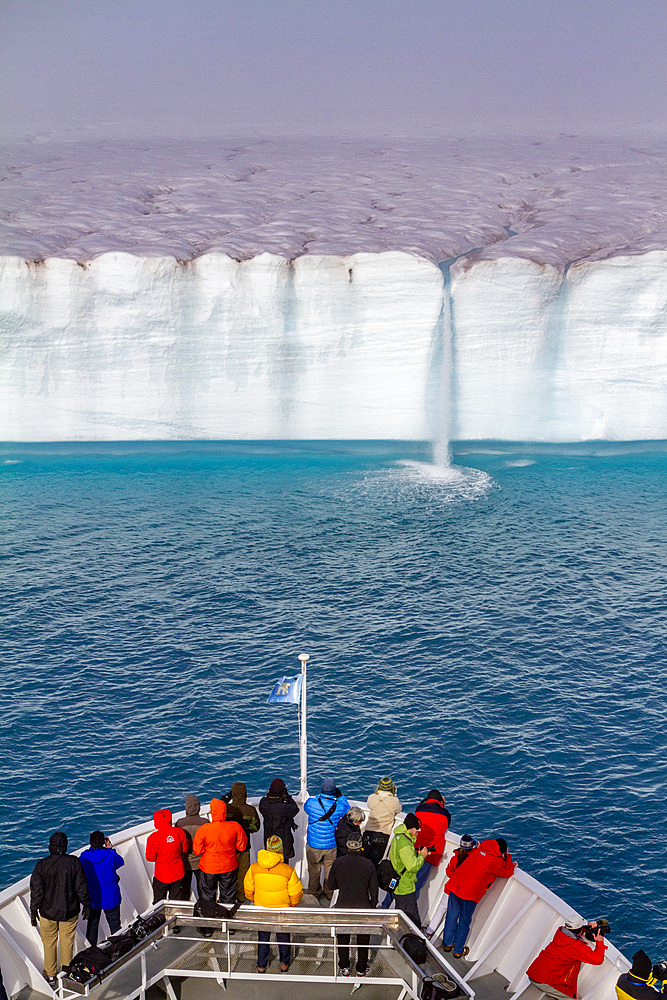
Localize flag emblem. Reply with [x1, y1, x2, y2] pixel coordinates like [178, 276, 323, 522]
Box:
[267, 675, 302, 704]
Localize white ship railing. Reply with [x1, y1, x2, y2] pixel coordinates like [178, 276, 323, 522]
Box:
[0, 799, 629, 999]
[50, 903, 472, 1000]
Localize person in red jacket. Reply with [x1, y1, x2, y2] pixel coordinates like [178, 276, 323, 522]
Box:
[193, 798, 247, 905]
[442, 837, 515, 958]
[414, 789, 451, 899]
[527, 917, 607, 999]
[145, 810, 189, 903]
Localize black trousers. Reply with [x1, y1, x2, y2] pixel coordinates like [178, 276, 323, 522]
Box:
[199, 868, 238, 905]
[181, 869, 203, 898]
[152, 877, 190, 904]
[394, 890, 421, 929]
[86, 905, 121, 946]
[362, 830, 389, 867]
[338, 933, 371, 973]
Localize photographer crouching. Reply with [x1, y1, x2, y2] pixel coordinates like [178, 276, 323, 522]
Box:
[616, 952, 667, 999]
[526, 916, 609, 1000]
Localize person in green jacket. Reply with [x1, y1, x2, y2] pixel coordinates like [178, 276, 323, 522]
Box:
[225, 782, 261, 903]
[388, 813, 429, 928]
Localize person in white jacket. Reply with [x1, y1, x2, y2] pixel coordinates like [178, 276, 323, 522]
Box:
[363, 777, 401, 866]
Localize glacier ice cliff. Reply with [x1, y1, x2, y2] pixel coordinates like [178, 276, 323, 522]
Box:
[1, 135, 666, 441]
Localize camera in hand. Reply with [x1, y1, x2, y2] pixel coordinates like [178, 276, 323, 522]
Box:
[584, 918, 611, 940]
[653, 960, 667, 981]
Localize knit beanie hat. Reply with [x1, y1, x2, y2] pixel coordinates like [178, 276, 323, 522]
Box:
[321, 778, 337, 795]
[266, 835, 283, 854]
[346, 833, 363, 851]
[404, 813, 421, 830]
[427, 789, 445, 804]
[378, 777, 394, 792]
[459, 834, 477, 851]
[89, 830, 105, 849]
[269, 778, 287, 796]
[630, 951, 652, 980]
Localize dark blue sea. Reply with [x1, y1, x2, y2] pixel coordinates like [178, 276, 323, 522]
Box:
[1, 441, 665, 957]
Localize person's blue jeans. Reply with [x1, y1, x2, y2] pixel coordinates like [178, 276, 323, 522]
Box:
[442, 892, 476, 954]
[380, 890, 393, 908]
[257, 930, 290, 969]
[414, 861, 432, 898]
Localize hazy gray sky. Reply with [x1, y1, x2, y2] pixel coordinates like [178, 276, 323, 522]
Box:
[1, 0, 665, 136]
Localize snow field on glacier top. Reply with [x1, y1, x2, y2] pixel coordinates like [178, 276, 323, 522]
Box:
[2, 133, 666, 266]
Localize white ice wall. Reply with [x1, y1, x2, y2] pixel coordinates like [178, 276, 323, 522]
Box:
[1, 249, 666, 441]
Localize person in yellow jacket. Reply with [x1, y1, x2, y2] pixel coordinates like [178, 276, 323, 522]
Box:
[244, 835, 303, 973]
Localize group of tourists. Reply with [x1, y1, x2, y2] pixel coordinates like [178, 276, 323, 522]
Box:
[26, 776, 666, 995]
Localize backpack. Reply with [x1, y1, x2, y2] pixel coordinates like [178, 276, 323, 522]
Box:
[378, 857, 405, 892]
[106, 933, 135, 961]
[400, 932, 427, 965]
[422, 974, 465, 999]
[64, 945, 112, 985]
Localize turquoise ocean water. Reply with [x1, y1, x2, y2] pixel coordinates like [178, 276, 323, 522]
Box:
[1, 441, 665, 956]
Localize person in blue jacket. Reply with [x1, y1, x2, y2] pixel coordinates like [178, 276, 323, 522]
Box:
[303, 779, 350, 901]
[80, 830, 125, 945]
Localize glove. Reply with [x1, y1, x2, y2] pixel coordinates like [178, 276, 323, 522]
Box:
[82, 907, 91, 921]
[31, 914, 39, 927]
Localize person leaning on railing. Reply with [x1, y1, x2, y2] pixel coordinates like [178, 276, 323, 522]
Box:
[526, 916, 607, 1000]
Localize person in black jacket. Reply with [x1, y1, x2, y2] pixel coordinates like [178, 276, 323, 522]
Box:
[327, 832, 379, 977]
[258, 779, 299, 861]
[30, 831, 90, 986]
[334, 807, 364, 857]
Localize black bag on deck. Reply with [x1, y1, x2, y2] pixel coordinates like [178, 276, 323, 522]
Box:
[129, 912, 166, 941]
[400, 932, 428, 965]
[422, 974, 465, 999]
[107, 932, 136, 961]
[193, 898, 241, 937]
[194, 899, 241, 919]
[65, 945, 112, 984]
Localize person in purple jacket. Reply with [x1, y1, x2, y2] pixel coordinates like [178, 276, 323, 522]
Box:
[80, 831, 125, 945]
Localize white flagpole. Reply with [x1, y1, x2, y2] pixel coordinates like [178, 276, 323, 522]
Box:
[298, 653, 309, 802]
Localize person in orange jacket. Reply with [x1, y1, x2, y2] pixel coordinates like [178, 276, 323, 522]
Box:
[244, 835, 303, 973]
[193, 797, 247, 905]
[145, 810, 189, 904]
[442, 837, 515, 958]
[527, 916, 607, 999]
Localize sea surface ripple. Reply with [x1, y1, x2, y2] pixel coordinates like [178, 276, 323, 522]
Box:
[0, 441, 665, 956]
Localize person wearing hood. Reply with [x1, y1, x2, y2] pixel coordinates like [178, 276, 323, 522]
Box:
[259, 778, 300, 861]
[80, 831, 125, 946]
[244, 835, 303, 973]
[387, 812, 429, 928]
[303, 779, 350, 901]
[145, 809, 189, 904]
[335, 806, 365, 857]
[224, 782, 261, 903]
[617, 952, 667, 1000]
[413, 789, 451, 898]
[30, 831, 91, 987]
[364, 777, 401, 867]
[442, 837, 515, 958]
[193, 797, 247, 905]
[175, 794, 208, 897]
[527, 916, 607, 999]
